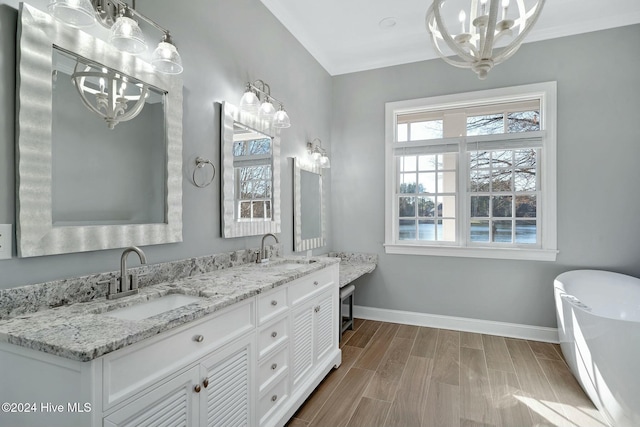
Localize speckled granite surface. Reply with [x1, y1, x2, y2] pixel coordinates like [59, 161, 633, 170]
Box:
[0, 255, 338, 362]
[0, 245, 281, 320]
[329, 252, 378, 264]
[328, 252, 378, 287]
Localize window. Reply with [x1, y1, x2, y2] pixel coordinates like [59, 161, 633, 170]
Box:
[385, 83, 557, 261]
[233, 125, 273, 221]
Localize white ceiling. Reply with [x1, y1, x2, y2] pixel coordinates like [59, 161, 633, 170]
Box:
[260, 0, 640, 76]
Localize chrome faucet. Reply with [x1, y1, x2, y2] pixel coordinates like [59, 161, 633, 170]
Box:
[258, 233, 279, 263]
[107, 246, 147, 299]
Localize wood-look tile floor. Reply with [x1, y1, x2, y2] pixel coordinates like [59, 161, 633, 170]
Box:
[287, 319, 608, 427]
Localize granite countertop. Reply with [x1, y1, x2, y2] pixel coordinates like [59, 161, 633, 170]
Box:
[329, 252, 378, 288]
[0, 257, 339, 362]
[337, 260, 377, 288]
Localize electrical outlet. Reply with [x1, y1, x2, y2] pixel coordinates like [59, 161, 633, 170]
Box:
[0, 224, 12, 260]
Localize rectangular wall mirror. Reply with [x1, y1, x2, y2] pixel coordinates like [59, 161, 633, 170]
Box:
[220, 102, 281, 238]
[293, 157, 326, 251]
[52, 47, 167, 226]
[16, 3, 183, 257]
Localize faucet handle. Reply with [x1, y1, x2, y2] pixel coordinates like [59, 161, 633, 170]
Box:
[106, 278, 118, 295]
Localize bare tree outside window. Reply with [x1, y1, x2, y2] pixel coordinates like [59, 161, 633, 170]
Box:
[234, 137, 273, 220]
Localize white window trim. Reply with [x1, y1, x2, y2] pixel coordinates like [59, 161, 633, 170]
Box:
[384, 82, 558, 261]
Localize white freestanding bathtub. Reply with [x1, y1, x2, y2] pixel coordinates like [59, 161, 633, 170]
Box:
[554, 270, 640, 427]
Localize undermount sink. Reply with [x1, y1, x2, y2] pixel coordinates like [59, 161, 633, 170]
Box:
[104, 294, 203, 321]
[277, 263, 307, 270]
[260, 260, 312, 271]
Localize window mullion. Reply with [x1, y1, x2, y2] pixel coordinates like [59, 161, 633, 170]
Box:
[442, 111, 466, 247]
[459, 142, 468, 247]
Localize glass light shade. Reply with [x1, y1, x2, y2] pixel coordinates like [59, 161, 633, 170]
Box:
[258, 99, 276, 119]
[272, 108, 291, 128]
[320, 154, 331, 169]
[151, 41, 183, 74]
[239, 90, 260, 112]
[110, 16, 147, 54]
[48, 0, 96, 28]
[311, 149, 321, 161]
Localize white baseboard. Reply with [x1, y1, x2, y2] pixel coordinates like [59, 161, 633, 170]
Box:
[354, 305, 559, 343]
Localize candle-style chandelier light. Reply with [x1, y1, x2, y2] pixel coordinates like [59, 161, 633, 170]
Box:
[425, 0, 546, 79]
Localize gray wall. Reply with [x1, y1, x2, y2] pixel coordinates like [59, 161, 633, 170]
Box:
[1, 1, 639, 330]
[331, 25, 640, 328]
[0, 0, 333, 288]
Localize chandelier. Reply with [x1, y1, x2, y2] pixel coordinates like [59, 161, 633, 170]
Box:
[71, 62, 149, 129]
[425, 0, 545, 79]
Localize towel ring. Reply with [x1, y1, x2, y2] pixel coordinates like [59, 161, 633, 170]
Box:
[193, 157, 215, 188]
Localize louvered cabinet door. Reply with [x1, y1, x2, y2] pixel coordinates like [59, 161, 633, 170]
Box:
[291, 288, 335, 393]
[200, 334, 254, 427]
[314, 291, 334, 364]
[103, 366, 200, 427]
[291, 301, 314, 390]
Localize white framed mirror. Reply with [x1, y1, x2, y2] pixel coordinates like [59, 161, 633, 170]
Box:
[220, 102, 281, 238]
[15, 3, 183, 257]
[293, 157, 326, 251]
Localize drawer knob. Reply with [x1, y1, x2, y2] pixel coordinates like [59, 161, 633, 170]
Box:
[271, 363, 278, 370]
[271, 331, 278, 338]
[203, 378, 209, 388]
[194, 335, 204, 343]
[271, 394, 278, 402]
[194, 384, 201, 393]
[313, 281, 319, 286]
[271, 300, 278, 306]
[314, 305, 321, 313]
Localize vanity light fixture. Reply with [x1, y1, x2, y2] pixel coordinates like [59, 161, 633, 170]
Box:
[47, 0, 96, 28]
[307, 139, 330, 169]
[273, 104, 291, 129]
[240, 80, 291, 128]
[108, 5, 146, 54]
[425, 0, 545, 79]
[48, 0, 183, 75]
[151, 33, 183, 75]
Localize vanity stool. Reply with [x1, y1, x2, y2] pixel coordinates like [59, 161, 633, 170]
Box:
[339, 284, 355, 338]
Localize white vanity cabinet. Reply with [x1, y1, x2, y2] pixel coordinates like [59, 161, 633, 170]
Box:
[256, 264, 341, 427]
[103, 295, 260, 427]
[103, 365, 200, 426]
[291, 269, 336, 392]
[256, 287, 291, 426]
[0, 262, 340, 427]
[104, 333, 254, 427]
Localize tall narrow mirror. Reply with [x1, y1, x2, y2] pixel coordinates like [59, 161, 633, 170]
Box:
[221, 102, 281, 238]
[293, 158, 326, 251]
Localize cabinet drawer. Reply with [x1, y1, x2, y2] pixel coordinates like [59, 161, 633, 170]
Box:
[258, 345, 288, 393]
[289, 268, 334, 306]
[103, 299, 254, 409]
[258, 316, 288, 358]
[259, 375, 289, 426]
[257, 287, 288, 324]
